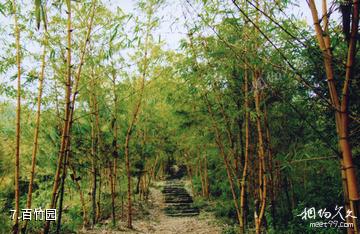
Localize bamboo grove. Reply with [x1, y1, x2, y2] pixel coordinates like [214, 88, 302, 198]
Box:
[0, 0, 359, 233]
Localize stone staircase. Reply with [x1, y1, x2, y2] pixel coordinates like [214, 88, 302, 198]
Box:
[162, 180, 199, 217]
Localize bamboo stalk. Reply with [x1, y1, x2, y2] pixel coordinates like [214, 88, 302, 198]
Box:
[203, 148, 209, 198]
[43, 1, 72, 232]
[263, 101, 276, 228]
[205, 94, 242, 226]
[124, 5, 153, 227]
[12, 0, 21, 233]
[308, 1, 360, 232]
[253, 71, 266, 234]
[240, 65, 249, 233]
[22, 15, 48, 233]
[69, 162, 88, 229]
[111, 69, 118, 226]
[44, 1, 97, 232]
[91, 121, 97, 228]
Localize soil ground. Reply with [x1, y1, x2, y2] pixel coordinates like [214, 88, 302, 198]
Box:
[82, 181, 223, 234]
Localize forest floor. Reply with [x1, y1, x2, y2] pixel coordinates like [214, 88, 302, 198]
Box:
[82, 181, 223, 234]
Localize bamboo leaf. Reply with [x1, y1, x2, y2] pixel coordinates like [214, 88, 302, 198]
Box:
[65, 0, 70, 9]
[50, 49, 55, 60]
[110, 24, 120, 42]
[0, 3, 5, 15]
[41, 3, 47, 31]
[35, 0, 41, 30]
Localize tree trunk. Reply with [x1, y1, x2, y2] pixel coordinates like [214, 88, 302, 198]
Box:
[22, 24, 48, 234]
[12, 0, 21, 232]
[111, 70, 118, 226]
[308, 1, 360, 232]
[91, 161, 97, 227]
[240, 66, 249, 233]
[69, 163, 88, 229]
[91, 119, 97, 228]
[124, 127, 133, 229]
[109, 160, 115, 226]
[263, 101, 275, 228]
[90, 68, 101, 228]
[124, 12, 151, 227]
[43, 2, 72, 232]
[44, 2, 96, 230]
[121, 195, 124, 220]
[203, 150, 209, 199]
[124, 94, 145, 228]
[56, 145, 69, 234]
[253, 71, 266, 234]
[341, 160, 353, 234]
[96, 169, 101, 222]
[146, 155, 158, 198]
[198, 151, 205, 197]
[184, 152, 196, 196]
[205, 94, 242, 227]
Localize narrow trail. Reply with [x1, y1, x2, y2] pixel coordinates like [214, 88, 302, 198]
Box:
[132, 181, 221, 234]
[84, 180, 222, 234]
[162, 180, 199, 217]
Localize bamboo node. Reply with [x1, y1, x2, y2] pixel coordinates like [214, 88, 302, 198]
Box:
[342, 165, 355, 170]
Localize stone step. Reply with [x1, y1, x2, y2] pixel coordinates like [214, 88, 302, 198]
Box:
[164, 206, 199, 211]
[162, 180, 199, 217]
[163, 189, 188, 192]
[164, 210, 199, 215]
[166, 212, 199, 217]
[163, 187, 187, 191]
[163, 190, 189, 194]
[164, 184, 183, 186]
[164, 198, 193, 202]
[164, 194, 192, 198]
[165, 198, 193, 203]
[164, 209, 199, 215]
[163, 187, 186, 191]
[164, 191, 191, 196]
[165, 209, 199, 214]
[163, 192, 189, 196]
[165, 203, 195, 207]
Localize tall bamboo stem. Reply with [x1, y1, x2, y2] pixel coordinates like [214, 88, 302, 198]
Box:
[12, 0, 21, 233]
[22, 17, 48, 233]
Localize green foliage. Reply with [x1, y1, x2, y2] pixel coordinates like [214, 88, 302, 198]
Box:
[0, 0, 359, 233]
[221, 225, 238, 234]
[34, 0, 41, 29]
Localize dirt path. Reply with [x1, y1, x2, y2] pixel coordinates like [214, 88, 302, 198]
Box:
[130, 185, 222, 234]
[84, 181, 223, 234]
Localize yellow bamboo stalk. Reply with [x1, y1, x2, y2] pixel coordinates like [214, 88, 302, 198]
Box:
[22, 20, 48, 234]
[12, 0, 21, 233]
